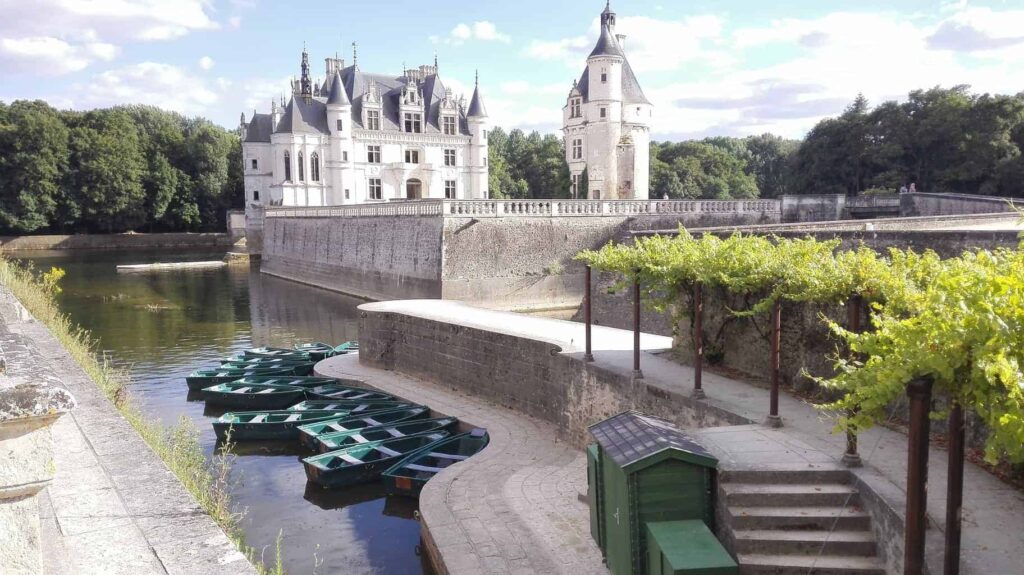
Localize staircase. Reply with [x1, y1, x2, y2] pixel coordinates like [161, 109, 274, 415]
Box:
[721, 469, 888, 575]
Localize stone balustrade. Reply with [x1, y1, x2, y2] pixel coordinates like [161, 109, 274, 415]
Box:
[265, 198, 782, 219]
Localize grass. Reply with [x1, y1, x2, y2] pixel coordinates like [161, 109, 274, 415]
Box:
[0, 258, 284, 575]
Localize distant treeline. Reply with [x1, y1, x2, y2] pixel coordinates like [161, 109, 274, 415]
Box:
[490, 86, 1024, 200]
[0, 100, 243, 235]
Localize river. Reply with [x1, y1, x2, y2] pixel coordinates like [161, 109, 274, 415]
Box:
[19, 249, 432, 575]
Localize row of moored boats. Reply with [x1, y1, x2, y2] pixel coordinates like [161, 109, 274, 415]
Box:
[186, 341, 489, 495]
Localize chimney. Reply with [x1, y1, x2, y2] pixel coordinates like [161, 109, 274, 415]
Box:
[616, 34, 627, 50]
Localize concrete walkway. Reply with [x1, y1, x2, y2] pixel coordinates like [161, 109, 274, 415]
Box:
[356, 300, 1024, 575]
[0, 287, 255, 575]
[317, 353, 607, 575]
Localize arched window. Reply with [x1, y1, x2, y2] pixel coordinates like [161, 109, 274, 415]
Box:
[311, 152, 320, 182]
[283, 151, 291, 181]
[298, 152, 305, 182]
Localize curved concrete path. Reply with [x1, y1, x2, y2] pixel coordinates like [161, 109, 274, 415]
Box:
[317, 353, 607, 575]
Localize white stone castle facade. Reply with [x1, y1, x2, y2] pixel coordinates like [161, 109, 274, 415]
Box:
[240, 47, 489, 211]
[563, 2, 652, 200]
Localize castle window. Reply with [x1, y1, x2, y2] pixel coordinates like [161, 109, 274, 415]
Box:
[572, 139, 582, 160]
[405, 149, 420, 164]
[251, 159, 258, 170]
[571, 175, 578, 198]
[366, 110, 381, 130]
[444, 180, 457, 199]
[368, 178, 382, 200]
[601, 70, 608, 83]
[297, 152, 305, 181]
[404, 112, 422, 133]
[600, 108, 607, 119]
[571, 99, 581, 118]
[254, 190, 260, 201]
[343, 151, 349, 162]
[444, 149, 456, 167]
[367, 145, 381, 164]
[443, 115, 457, 135]
[283, 151, 291, 181]
[310, 152, 320, 182]
[344, 189, 350, 200]
[336, 119, 343, 131]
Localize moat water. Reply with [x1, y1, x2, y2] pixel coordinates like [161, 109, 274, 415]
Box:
[19, 249, 432, 575]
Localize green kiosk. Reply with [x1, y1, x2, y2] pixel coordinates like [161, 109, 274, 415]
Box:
[588, 411, 738, 575]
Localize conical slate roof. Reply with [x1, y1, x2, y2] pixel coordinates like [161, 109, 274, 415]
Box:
[326, 72, 350, 106]
[589, 23, 625, 59]
[468, 81, 487, 118]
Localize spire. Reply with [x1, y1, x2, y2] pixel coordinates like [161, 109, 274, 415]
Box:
[300, 44, 312, 102]
[352, 42, 358, 68]
[326, 71, 350, 107]
[601, 0, 616, 30]
[434, 50, 438, 71]
[467, 70, 487, 119]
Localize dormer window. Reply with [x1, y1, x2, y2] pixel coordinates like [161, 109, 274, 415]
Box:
[404, 112, 422, 133]
[571, 98, 582, 118]
[366, 110, 380, 130]
[442, 115, 457, 135]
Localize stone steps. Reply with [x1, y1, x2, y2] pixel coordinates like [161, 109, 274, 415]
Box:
[736, 553, 886, 575]
[728, 506, 872, 531]
[722, 483, 860, 507]
[721, 470, 886, 575]
[732, 529, 877, 557]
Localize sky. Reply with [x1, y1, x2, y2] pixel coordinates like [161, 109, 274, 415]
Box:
[2, 0, 1024, 140]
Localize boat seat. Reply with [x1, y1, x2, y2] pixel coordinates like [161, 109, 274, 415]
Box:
[377, 446, 402, 457]
[250, 414, 268, 423]
[429, 452, 469, 461]
[284, 414, 303, 422]
[405, 463, 445, 473]
[257, 389, 277, 394]
[338, 453, 363, 464]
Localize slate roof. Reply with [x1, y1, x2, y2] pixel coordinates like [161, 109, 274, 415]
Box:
[468, 85, 487, 118]
[275, 97, 330, 135]
[576, 25, 651, 106]
[589, 411, 717, 469]
[340, 66, 470, 135]
[244, 113, 274, 143]
[326, 72, 350, 106]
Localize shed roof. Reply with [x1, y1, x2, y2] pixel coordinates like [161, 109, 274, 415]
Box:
[589, 411, 717, 470]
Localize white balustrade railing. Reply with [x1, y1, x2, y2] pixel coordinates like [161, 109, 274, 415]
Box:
[265, 198, 782, 219]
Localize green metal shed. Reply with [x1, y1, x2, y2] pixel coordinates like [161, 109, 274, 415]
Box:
[588, 411, 723, 575]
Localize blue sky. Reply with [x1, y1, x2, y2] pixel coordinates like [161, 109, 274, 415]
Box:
[2, 0, 1024, 139]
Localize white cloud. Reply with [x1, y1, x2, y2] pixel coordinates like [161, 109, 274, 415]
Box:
[79, 62, 221, 114]
[433, 21, 510, 46]
[199, 56, 215, 70]
[0, 0, 218, 74]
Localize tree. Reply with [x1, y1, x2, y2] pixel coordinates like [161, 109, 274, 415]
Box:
[67, 110, 146, 232]
[0, 100, 69, 233]
[744, 134, 797, 198]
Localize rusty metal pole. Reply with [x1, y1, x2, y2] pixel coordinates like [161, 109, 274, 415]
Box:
[584, 265, 594, 362]
[905, 377, 934, 575]
[765, 300, 782, 427]
[692, 282, 705, 399]
[632, 273, 643, 380]
[944, 402, 965, 575]
[843, 295, 863, 467]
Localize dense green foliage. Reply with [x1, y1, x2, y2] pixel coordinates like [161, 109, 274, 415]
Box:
[488, 127, 571, 199]
[0, 100, 243, 234]
[578, 233, 1024, 464]
[791, 88, 1024, 196]
[650, 136, 797, 200]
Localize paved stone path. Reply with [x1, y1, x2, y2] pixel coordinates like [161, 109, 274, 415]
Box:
[317, 353, 607, 575]
[0, 287, 255, 575]
[355, 300, 1024, 575]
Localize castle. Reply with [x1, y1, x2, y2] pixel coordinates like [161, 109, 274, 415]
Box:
[240, 46, 489, 209]
[563, 2, 652, 200]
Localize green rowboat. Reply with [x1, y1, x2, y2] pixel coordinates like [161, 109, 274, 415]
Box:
[212, 403, 408, 442]
[222, 376, 339, 388]
[186, 366, 297, 391]
[303, 432, 449, 489]
[200, 382, 306, 410]
[220, 360, 314, 376]
[293, 341, 358, 361]
[304, 383, 393, 401]
[297, 406, 431, 451]
[383, 429, 490, 496]
[242, 347, 312, 360]
[220, 355, 314, 367]
[313, 417, 459, 454]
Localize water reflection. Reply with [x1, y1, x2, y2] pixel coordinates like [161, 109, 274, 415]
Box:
[17, 249, 430, 575]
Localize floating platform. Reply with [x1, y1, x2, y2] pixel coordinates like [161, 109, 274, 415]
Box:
[116, 261, 227, 272]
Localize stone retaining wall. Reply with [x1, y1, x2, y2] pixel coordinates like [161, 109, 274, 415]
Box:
[0, 233, 234, 252]
[358, 306, 750, 446]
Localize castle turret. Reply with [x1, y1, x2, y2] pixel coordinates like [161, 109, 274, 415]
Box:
[467, 71, 489, 199]
[326, 71, 353, 204]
